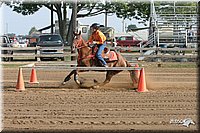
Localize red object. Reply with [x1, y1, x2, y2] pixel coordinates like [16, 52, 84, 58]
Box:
[29, 68, 39, 84]
[116, 36, 142, 47]
[137, 68, 148, 92]
[103, 51, 118, 61]
[16, 68, 25, 92]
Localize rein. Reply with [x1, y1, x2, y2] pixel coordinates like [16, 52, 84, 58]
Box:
[76, 45, 88, 49]
[75, 37, 88, 49]
[74, 36, 95, 62]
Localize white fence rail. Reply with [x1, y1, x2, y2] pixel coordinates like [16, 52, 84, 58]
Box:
[0, 46, 197, 61]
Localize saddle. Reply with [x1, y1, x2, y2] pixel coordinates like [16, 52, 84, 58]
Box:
[91, 45, 118, 62]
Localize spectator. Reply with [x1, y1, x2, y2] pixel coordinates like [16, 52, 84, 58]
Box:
[188, 25, 194, 43]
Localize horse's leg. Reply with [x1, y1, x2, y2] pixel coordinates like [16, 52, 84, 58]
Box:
[62, 70, 76, 85]
[102, 70, 138, 87]
[128, 70, 139, 87]
[126, 61, 139, 87]
[94, 70, 122, 87]
[74, 70, 83, 86]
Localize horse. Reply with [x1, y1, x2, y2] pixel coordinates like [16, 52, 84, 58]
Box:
[62, 31, 138, 88]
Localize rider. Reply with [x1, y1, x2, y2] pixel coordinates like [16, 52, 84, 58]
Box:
[87, 23, 108, 67]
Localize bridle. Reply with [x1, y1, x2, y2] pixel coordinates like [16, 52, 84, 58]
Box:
[73, 35, 88, 49]
[73, 35, 95, 64]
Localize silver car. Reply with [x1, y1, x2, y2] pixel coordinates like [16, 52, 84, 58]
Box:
[37, 34, 65, 61]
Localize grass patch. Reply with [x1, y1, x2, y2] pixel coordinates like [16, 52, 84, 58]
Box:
[159, 62, 197, 68]
[64, 56, 71, 61]
[1, 64, 27, 68]
[142, 62, 197, 68]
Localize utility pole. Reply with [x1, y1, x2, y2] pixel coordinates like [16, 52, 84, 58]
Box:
[122, 18, 125, 32]
[105, 1, 107, 28]
[50, 4, 53, 34]
[69, 0, 77, 61]
[63, 2, 67, 42]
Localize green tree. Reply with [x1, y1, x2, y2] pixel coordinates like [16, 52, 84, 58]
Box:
[127, 24, 137, 32]
[112, 1, 150, 25]
[29, 26, 38, 35]
[3, 0, 151, 40]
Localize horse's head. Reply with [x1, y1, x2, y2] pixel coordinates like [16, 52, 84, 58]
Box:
[73, 31, 87, 49]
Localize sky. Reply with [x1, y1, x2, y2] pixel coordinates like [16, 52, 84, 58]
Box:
[0, 3, 2, 132]
[0, 3, 3, 35]
[0, 2, 146, 35]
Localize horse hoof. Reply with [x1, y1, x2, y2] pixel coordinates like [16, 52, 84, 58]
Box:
[62, 82, 66, 85]
[80, 80, 85, 85]
[93, 85, 99, 89]
[93, 79, 98, 83]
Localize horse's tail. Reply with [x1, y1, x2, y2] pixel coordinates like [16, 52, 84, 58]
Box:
[125, 60, 139, 86]
[113, 52, 138, 86]
[114, 51, 128, 67]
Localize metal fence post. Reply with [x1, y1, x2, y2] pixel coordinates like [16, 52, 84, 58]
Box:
[185, 29, 188, 47]
[37, 46, 41, 62]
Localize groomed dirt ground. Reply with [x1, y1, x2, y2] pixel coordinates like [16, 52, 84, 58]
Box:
[1, 61, 198, 132]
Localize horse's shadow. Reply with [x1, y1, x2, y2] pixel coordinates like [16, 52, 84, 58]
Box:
[59, 77, 100, 89]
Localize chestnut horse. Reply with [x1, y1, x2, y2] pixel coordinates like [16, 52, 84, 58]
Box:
[62, 31, 138, 88]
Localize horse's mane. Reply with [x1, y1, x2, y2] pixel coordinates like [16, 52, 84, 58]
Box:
[80, 36, 88, 47]
[74, 33, 92, 62]
[74, 32, 88, 47]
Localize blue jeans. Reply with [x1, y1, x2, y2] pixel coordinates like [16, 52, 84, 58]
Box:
[96, 42, 107, 66]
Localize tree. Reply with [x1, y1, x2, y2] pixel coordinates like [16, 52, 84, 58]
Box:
[29, 26, 38, 35]
[127, 24, 137, 32]
[3, 0, 151, 41]
[68, 0, 77, 60]
[112, 1, 150, 26]
[4, 0, 69, 41]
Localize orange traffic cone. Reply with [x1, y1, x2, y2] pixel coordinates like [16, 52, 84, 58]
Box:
[29, 68, 39, 84]
[135, 64, 140, 79]
[16, 68, 25, 92]
[137, 68, 148, 92]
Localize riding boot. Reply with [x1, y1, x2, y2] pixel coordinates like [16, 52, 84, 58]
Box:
[98, 60, 105, 67]
[91, 44, 96, 55]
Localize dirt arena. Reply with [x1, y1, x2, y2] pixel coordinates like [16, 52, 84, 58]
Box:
[1, 61, 198, 132]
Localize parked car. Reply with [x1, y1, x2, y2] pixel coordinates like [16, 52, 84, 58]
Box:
[10, 39, 28, 48]
[145, 43, 181, 55]
[116, 36, 145, 47]
[158, 43, 187, 55]
[36, 34, 65, 61]
[0, 35, 12, 61]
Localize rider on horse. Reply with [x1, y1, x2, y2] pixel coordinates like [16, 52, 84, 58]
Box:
[86, 23, 108, 67]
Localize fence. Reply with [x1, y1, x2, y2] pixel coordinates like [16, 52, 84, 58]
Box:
[0, 46, 197, 62]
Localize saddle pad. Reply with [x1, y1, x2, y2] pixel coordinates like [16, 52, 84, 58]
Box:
[103, 51, 118, 61]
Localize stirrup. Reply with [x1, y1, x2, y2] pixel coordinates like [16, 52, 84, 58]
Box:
[104, 65, 108, 68]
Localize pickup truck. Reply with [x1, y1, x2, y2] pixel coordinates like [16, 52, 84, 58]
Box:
[116, 36, 146, 47]
[0, 35, 12, 61]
